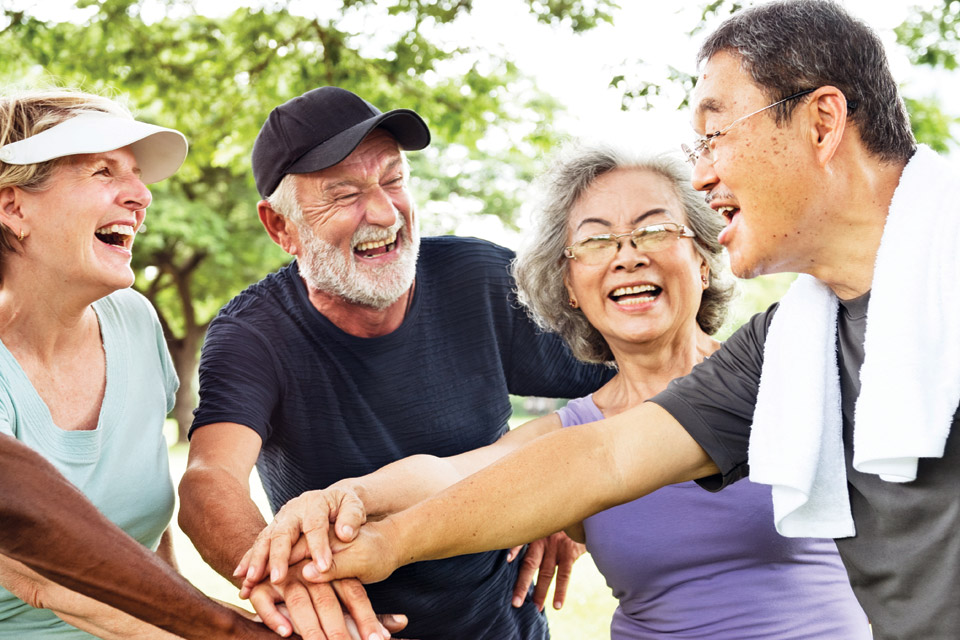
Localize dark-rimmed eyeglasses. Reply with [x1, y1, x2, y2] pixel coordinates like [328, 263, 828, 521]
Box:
[681, 89, 816, 167]
[564, 222, 695, 266]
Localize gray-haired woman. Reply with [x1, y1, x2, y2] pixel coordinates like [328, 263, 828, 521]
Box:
[237, 143, 869, 639]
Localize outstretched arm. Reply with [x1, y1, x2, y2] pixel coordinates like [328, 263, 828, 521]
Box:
[238, 414, 563, 589]
[311, 403, 718, 584]
[0, 434, 280, 640]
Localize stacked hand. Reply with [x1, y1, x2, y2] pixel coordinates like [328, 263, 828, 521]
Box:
[234, 488, 405, 640]
[235, 486, 586, 637]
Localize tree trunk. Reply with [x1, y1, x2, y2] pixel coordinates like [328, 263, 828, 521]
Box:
[168, 326, 204, 444]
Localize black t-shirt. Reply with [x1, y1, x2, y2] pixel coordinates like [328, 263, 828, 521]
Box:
[652, 297, 960, 640]
[192, 236, 611, 640]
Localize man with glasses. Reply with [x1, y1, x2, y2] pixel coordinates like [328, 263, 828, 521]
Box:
[293, 3, 960, 639]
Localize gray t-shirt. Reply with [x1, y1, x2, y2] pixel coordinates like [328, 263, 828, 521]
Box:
[652, 296, 960, 640]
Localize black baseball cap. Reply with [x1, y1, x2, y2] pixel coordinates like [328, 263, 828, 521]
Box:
[252, 86, 431, 197]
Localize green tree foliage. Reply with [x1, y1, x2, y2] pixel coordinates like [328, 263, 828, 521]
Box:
[0, 0, 615, 439]
[895, 0, 960, 70]
[612, 0, 960, 152]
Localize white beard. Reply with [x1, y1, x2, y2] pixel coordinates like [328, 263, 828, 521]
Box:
[296, 215, 419, 310]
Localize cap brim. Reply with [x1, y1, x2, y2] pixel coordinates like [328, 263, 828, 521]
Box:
[0, 112, 188, 184]
[286, 109, 430, 177]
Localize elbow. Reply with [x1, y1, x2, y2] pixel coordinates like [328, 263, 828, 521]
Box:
[176, 467, 208, 537]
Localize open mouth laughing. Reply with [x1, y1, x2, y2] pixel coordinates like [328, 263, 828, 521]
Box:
[94, 224, 135, 250]
[610, 284, 662, 306]
[353, 230, 398, 259]
[715, 205, 739, 223]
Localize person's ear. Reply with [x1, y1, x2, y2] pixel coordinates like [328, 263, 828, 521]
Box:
[562, 273, 579, 309]
[806, 86, 848, 167]
[258, 200, 300, 255]
[0, 186, 27, 240]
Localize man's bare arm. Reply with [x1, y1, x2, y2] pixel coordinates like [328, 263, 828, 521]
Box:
[312, 403, 718, 583]
[178, 423, 395, 640]
[178, 423, 268, 581]
[0, 434, 281, 640]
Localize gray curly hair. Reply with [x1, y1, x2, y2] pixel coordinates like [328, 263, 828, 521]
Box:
[513, 143, 735, 365]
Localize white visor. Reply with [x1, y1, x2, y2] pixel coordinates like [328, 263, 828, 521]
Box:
[0, 111, 188, 184]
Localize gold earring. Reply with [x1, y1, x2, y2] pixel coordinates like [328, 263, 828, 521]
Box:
[17, 227, 23, 243]
[702, 274, 709, 287]
[568, 297, 579, 309]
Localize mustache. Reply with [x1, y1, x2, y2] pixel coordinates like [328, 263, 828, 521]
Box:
[704, 191, 735, 206]
[351, 216, 406, 245]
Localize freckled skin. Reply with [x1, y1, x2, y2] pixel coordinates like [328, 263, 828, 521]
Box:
[689, 52, 823, 279]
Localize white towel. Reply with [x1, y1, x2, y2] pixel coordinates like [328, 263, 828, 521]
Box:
[748, 145, 960, 538]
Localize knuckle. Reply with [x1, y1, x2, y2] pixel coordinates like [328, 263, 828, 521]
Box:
[310, 586, 339, 609]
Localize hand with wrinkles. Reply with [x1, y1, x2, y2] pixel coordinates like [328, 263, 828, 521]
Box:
[237, 488, 367, 598]
[245, 558, 406, 640]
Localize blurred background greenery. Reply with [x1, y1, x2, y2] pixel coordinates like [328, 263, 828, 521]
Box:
[9, 0, 960, 635]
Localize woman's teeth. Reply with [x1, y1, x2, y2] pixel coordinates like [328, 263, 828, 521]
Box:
[610, 284, 660, 305]
[95, 224, 135, 246]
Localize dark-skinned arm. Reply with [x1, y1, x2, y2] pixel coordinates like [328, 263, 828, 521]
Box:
[0, 434, 285, 640]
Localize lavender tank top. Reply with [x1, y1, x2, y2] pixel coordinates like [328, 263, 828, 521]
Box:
[557, 395, 869, 639]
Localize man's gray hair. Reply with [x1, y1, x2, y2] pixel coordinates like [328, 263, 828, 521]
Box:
[698, 0, 915, 164]
[513, 143, 735, 365]
[266, 173, 303, 223]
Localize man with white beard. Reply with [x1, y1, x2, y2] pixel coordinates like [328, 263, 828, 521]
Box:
[178, 87, 610, 640]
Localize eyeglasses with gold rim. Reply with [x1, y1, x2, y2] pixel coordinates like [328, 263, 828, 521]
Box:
[564, 222, 696, 266]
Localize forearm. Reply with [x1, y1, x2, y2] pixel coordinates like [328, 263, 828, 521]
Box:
[390, 403, 715, 565]
[344, 414, 558, 518]
[178, 465, 269, 582]
[0, 436, 268, 640]
[340, 454, 469, 518]
[0, 555, 180, 640]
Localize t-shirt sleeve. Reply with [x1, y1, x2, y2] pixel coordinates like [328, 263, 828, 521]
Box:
[499, 262, 611, 397]
[650, 306, 775, 490]
[506, 298, 610, 397]
[189, 316, 283, 441]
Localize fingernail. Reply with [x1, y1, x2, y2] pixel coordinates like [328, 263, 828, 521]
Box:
[554, 600, 563, 610]
[381, 623, 391, 638]
[368, 632, 383, 640]
[303, 563, 319, 579]
[232, 564, 243, 577]
[512, 596, 522, 608]
[278, 625, 290, 636]
[317, 556, 329, 571]
[271, 568, 280, 583]
[342, 525, 354, 538]
[246, 566, 256, 580]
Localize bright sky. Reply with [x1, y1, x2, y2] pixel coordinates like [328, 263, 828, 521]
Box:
[13, 0, 952, 242]
[449, 0, 940, 149]
[428, 0, 951, 242]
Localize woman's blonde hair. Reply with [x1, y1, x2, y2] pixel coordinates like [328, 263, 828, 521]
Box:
[0, 88, 131, 253]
